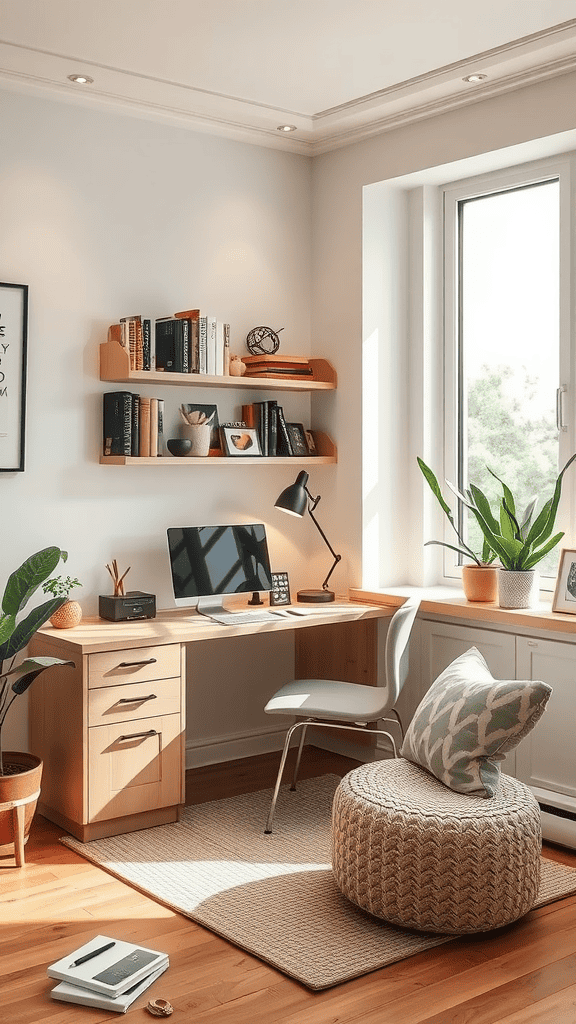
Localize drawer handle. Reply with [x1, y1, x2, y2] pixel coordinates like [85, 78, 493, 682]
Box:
[118, 729, 159, 742]
[116, 694, 157, 705]
[117, 658, 158, 668]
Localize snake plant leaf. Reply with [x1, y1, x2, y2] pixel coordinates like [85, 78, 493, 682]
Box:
[444, 480, 475, 511]
[1, 547, 68, 617]
[522, 532, 565, 571]
[469, 484, 500, 534]
[424, 539, 482, 564]
[501, 497, 522, 540]
[520, 496, 538, 538]
[8, 657, 74, 694]
[499, 501, 516, 542]
[417, 459, 454, 521]
[0, 597, 66, 662]
[467, 507, 510, 565]
[526, 452, 576, 549]
[487, 468, 516, 518]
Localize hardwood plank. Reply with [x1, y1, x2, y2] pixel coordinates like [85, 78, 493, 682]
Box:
[2, 746, 576, 1024]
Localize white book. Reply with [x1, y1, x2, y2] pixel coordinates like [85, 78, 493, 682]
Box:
[47, 935, 169, 996]
[215, 321, 225, 375]
[50, 961, 169, 1013]
[206, 316, 217, 376]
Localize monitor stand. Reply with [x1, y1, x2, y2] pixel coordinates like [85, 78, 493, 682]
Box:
[196, 596, 229, 618]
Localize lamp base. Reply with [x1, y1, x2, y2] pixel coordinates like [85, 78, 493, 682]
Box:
[297, 589, 335, 603]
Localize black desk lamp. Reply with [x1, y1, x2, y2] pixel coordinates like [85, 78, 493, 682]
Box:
[274, 471, 341, 603]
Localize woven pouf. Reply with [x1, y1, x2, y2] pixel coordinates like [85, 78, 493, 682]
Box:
[332, 758, 542, 934]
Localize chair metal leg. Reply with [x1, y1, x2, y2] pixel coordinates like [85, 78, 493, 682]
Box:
[290, 722, 308, 790]
[264, 720, 308, 834]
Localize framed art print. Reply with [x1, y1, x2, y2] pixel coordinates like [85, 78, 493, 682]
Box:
[552, 548, 576, 613]
[220, 424, 262, 457]
[0, 282, 28, 472]
[286, 422, 309, 458]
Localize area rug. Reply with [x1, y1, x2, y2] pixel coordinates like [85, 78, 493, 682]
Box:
[61, 775, 576, 990]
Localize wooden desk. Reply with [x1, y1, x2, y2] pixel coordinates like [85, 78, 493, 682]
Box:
[29, 601, 393, 841]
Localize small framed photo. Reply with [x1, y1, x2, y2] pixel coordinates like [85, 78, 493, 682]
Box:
[286, 423, 309, 458]
[0, 282, 28, 472]
[220, 424, 262, 456]
[183, 403, 220, 450]
[305, 429, 317, 455]
[552, 548, 576, 613]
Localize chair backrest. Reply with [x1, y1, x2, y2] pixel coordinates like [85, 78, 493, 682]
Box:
[381, 598, 420, 706]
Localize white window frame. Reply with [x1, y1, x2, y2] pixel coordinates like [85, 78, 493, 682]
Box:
[442, 155, 575, 588]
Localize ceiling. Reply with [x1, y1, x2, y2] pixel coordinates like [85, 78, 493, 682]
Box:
[2, 1, 576, 154]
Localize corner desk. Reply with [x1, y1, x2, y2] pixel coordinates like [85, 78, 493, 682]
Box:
[29, 599, 394, 841]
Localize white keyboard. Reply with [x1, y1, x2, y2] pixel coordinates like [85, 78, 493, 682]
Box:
[207, 610, 281, 625]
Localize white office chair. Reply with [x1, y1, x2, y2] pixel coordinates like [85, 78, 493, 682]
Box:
[263, 598, 420, 833]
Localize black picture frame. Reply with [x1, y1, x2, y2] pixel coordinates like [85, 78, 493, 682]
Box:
[0, 282, 28, 472]
[183, 403, 220, 449]
[286, 422, 309, 458]
[220, 424, 262, 457]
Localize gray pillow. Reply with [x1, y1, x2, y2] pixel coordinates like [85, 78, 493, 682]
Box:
[400, 646, 552, 797]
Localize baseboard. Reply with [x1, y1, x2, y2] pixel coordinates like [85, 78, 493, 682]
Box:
[185, 725, 290, 769]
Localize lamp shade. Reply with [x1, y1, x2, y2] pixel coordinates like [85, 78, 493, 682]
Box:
[274, 471, 309, 517]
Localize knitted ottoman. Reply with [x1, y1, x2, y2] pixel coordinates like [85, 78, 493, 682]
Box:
[331, 758, 542, 934]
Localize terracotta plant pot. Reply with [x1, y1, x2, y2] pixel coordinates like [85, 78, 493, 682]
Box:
[498, 569, 539, 609]
[49, 599, 82, 629]
[0, 752, 42, 862]
[461, 564, 498, 603]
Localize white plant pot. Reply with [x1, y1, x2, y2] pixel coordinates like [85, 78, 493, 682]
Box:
[497, 569, 539, 609]
[184, 423, 211, 457]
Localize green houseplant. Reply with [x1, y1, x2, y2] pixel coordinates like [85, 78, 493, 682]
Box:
[0, 546, 74, 862]
[42, 574, 82, 628]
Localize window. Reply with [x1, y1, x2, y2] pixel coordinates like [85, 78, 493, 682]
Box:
[443, 159, 573, 585]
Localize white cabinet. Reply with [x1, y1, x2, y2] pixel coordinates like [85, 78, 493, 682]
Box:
[420, 619, 517, 775]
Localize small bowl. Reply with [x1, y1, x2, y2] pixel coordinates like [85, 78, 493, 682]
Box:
[167, 438, 192, 457]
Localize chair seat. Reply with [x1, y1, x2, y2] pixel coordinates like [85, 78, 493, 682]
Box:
[264, 678, 390, 723]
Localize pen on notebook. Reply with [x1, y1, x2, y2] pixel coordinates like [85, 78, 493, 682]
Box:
[70, 941, 116, 967]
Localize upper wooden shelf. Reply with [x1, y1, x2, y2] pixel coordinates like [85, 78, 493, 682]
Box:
[100, 340, 337, 392]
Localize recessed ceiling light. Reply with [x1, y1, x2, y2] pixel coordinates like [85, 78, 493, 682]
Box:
[68, 74, 94, 85]
[462, 73, 487, 84]
[277, 124, 297, 133]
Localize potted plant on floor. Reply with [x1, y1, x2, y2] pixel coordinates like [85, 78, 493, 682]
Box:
[417, 457, 498, 601]
[451, 453, 576, 609]
[0, 546, 74, 861]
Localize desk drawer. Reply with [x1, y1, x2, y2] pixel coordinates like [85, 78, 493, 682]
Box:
[88, 676, 181, 726]
[88, 644, 181, 688]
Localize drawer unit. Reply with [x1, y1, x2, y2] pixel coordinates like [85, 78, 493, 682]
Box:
[88, 643, 181, 688]
[88, 676, 182, 727]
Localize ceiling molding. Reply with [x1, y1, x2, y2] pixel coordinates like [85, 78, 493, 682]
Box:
[1, 20, 576, 156]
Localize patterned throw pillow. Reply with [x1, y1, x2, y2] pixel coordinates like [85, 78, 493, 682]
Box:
[400, 646, 552, 797]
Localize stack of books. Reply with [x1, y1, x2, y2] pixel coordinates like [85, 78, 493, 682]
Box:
[48, 934, 169, 1013]
[241, 354, 314, 379]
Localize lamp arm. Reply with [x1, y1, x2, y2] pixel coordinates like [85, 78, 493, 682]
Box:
[307, 503, 342, 592]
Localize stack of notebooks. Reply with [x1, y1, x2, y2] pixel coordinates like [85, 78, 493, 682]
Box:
[47, 934, 169, 1013]
[241, 354, 314, 379]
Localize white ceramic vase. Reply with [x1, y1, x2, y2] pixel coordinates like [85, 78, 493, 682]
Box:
[184, 423, 211, 457]
[497, 568, 539, 609]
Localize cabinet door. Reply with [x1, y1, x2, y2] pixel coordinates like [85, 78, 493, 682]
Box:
[420, 620, 517, 775]
[516, 636, 576, 807]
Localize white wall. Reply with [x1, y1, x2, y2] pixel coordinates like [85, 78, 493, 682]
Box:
[312, 72, 576, 590]
[0, 88, 317, 759]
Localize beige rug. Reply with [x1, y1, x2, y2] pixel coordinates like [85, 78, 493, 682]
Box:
[61, 775, 576, 990]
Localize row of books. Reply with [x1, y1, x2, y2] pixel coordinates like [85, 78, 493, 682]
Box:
[103, 391, 164, 457]
[109, 310, 231, 376]
[242, 401, 316, 457]
[242, 353, 314, 380]
[48, 934, 168, 1013]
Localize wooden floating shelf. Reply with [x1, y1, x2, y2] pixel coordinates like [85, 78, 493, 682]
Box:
[100, 340, 337, 392]
[100, 431, 336, 466]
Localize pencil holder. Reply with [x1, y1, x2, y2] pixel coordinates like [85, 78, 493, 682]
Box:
[184, 423, 211, 457]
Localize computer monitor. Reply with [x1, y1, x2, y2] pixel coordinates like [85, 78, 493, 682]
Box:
[167, 523, 273, 616]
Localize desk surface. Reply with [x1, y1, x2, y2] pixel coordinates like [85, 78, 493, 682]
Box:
[35, 599, 395, 656]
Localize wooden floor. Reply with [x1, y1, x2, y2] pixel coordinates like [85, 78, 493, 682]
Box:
[3, 747, 576, 1023]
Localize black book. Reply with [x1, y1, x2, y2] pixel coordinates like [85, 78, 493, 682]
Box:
[155, 318, 177, 371]
[130, 394, 140, 457]
[179, 317, 191, 373]
[142, 319, 151, 370]
[103, 391, 132, 456]
[276, 406, 293, 456]
[267, 401, 278, 456]
[256, 401, 269, 456]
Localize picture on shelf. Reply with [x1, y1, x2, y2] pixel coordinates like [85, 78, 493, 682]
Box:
[286, 423, 310, 458]
[183, 403, 220, 449]
[220, 424, 262, 457]
[305, 429, 317, 455]
[552, 548, 576, 613]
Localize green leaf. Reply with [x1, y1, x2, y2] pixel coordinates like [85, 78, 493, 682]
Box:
[424, 540, 482, 564]
[0, 597, 66, 661]
[417, 459, 454, 520]
[468, 507, 511, 566]
[527, 453, 576, 549]
[469, 484, 500, 534]
[522, 532, 565, 570]
[9, 657, 74, 694]
[520, 496, 538, 538]
[499, 501, 515, 542]
[488, 467, 516, 518]
[501, 497, 522, 540]
[1, 547, 66, 617]
[0, 613, 16, 646]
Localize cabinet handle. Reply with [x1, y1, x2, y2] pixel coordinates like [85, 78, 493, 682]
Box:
[117, 658, 158, 667]
[527, 641, 538, 647]
[118, 729, 159, 742]
[116, 694, 157, 705]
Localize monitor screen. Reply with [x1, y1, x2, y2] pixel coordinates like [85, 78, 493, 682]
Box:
[167, 524, 273, 609]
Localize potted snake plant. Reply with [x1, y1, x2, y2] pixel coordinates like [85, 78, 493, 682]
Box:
[0, 546, 74, 861]
[417, 458, 498, 601]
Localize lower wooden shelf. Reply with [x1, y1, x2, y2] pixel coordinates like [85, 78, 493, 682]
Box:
[101, 431, 337, 465]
